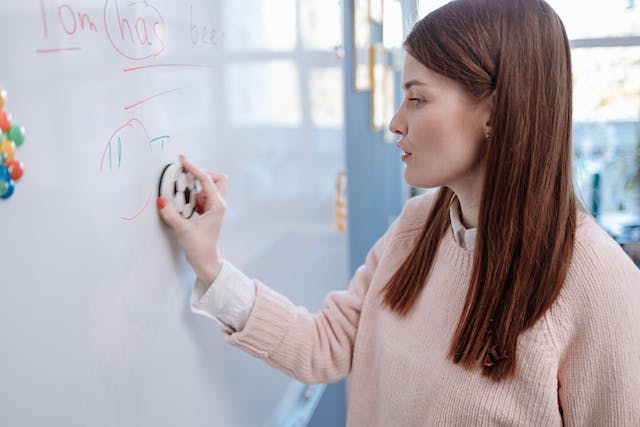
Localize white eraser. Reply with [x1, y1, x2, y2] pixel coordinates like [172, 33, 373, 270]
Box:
[159, 163, 198, 218]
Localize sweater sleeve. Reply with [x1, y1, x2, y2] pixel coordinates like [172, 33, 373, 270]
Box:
[220, 222, 395, 384]
[553, 244, 640, 425]
[191, 260, 256, 333]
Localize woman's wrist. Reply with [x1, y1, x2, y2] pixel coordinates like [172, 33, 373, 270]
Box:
[199, 260, 224, 285]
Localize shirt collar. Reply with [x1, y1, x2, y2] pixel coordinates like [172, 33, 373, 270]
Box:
[449, 194, 477, 251]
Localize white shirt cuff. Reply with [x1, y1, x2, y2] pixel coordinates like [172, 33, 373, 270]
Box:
[190, 260, 256, 333]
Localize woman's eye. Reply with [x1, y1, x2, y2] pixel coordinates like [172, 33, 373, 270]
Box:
[408, 98, 425, 105]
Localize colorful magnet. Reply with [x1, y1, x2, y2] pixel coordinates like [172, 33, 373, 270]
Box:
[0, 139, 16, 163]
[6, 160, 23, 181]
[0, 178, 15, 199]
[0, 164, 8, 181]
[0, 110, 10, 133]
[0, 87, 25, 201]
[6, 124, 25, 147]
[0, 179, 9, 197]
[0, 165, 12, 198]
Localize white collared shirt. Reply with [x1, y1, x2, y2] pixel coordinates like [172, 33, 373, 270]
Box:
[448, 195, 477, 250]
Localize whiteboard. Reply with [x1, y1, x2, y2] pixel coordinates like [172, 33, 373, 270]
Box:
[0, 1, 348, 426]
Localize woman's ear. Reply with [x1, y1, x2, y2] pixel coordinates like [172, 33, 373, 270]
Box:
[482, 92, 496, 139]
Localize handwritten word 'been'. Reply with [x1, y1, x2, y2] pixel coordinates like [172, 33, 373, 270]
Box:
[189, 4, 225, 47]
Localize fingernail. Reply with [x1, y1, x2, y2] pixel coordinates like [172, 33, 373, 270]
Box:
[157, 196, 167, 209]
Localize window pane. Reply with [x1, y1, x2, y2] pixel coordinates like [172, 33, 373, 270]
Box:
[225, 0, 296, 51]
[227, 61, 301, 126]
[309, 68, 344, 128]
[417, 0, 451, 17]
[548, 0, 640, 39]
[573, 47, 640, 122]
[419, 1, 640, 40]
[572, 46, 640, 223]
[300, 0, 342, 50]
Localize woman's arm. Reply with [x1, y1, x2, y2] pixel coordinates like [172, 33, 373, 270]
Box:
[221, 226, 391, 384]
[159, 155, 396, 384]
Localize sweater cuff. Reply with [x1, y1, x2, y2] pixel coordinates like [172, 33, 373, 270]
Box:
[223, 282, 296, 360]
[190, 260, 256, 333]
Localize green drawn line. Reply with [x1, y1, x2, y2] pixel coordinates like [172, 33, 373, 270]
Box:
[117, 136, 122, 168]
[151, 135, 170, 150]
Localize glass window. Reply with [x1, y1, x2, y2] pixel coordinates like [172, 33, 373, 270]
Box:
[300, 0, 342, 49]
[225, 0, 297, 51]
[228, 61, 302, 126]
[549, 0, 640, 248]
[549, 0, 640, 39]
[309, 68, 344, 128]
[572, 47, 640, 220]
[223, 0, 345, 223]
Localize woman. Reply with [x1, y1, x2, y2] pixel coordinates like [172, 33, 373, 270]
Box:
[158, 0, 640, 424]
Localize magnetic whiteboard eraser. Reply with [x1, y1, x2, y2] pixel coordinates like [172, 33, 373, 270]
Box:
[158, 163, 197, 219]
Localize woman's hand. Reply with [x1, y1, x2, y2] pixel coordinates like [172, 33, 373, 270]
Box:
[158, 155, 228, 285]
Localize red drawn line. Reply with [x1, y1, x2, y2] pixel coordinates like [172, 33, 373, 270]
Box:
[120, 192, 153, 221]
[36, 47, 82, 53]
[124, 87, 187, 110]
[123, 63, 218, 72]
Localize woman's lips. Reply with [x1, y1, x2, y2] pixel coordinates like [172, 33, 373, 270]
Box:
[402, 152, 412, 162]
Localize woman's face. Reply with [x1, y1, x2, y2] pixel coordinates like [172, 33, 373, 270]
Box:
[389, 54, 492, 190]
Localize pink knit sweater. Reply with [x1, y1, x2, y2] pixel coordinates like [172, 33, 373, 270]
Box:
[222, 193, 640, 426]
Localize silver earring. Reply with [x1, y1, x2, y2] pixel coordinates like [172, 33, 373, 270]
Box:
[484, 131, 491, 141]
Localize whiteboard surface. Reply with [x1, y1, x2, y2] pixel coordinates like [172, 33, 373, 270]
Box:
[0, 1, 347, 426]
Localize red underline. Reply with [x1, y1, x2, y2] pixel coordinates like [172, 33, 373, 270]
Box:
[36, 47, 82, 53]
[120, 192, 152, 221]
[124, 87, 187, 110]
[123, 63, 218, 72]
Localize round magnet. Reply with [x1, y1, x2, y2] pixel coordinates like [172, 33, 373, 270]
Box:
[7, 160, 23, 181]
[6, 124, 25, 147]
[0, 110, 10, 133]
[158, 163, 197, 219]
[0, 139, 16, 163]
[0, 178, 14, 199]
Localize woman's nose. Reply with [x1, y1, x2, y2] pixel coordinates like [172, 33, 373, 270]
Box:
[388, 108, 405, 138]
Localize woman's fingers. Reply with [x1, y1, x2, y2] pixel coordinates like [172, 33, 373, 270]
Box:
[208, 173, 228, 196]
[157, 196, 187, 232]
[179, 155, 225, 212]
[179, 155, 218, 193]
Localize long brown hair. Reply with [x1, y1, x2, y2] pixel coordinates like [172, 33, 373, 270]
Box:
[381, 0, 577, 380]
